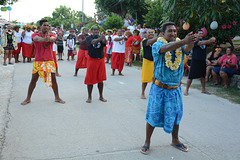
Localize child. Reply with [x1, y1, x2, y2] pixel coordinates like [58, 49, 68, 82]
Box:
[57, 32, 64, 60]
[106, 36, 113, 63]
[67, 34, 75, 61]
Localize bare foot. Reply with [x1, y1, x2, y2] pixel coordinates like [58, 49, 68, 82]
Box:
[223, 85, 228, 88]
[21, 100, 31, 105]
[183, 92, 188, 96]
[99, 97, 107, 102]
[214, 82, 220, 85]
[141, 94, 146, 99]
[56, 73, 61, 77]
[119, 73, 124, 76]
[86, 98, 92, 103]
[55, 98, 65, 104]
[73, 74, 77, 77]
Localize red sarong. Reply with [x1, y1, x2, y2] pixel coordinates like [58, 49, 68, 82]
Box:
[111, 52, 125, 72]
[125, 47, 133, 64]
[12, 42, 22, 55]
[52, 51, 58, 69]
[75, 49, 88, 69]
[84, 57, 106, 85]
[22, 42, 34, 58]
[132, 46, 140, 54]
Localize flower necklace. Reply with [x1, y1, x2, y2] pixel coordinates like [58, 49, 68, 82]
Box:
[157, 37, 183, 70]
[40, 32, 50, 48]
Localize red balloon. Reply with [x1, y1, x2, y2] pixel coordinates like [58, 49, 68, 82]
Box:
[201, 27, 208, 37]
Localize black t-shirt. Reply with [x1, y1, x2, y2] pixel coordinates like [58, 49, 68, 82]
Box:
[192, 39, 207, 61]
[86, 35, 106, 58]
[7, 31, 13, 44]
[142, 39, 153, 61]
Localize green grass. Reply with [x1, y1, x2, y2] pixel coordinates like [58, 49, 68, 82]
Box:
[182, 82, 240, 104]
[132, 61, 143, 67]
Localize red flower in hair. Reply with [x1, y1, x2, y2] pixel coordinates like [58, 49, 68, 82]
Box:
[212, 42, 216, 46]
[227, 25, 232, 29]
[233, 21, 237, 25]
[222, 25, 226, 29]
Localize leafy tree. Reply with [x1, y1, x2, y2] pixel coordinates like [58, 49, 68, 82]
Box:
[37, 5, 94, 30]
[143, 1, 164, 28]
[94, 0, 146, 19]
[102, 15, 123, 30]
[161, 0, 240, 47]
[0, 0, 18, 5]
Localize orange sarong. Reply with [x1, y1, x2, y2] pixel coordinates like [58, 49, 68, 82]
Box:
[32, 61, 56, 88]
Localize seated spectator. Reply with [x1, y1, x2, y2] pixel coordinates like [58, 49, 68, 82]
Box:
[206, 47, 222, 82]
[212, 47, 238, 88]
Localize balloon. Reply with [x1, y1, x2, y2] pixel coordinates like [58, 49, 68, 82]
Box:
[210, 21, 218, 30]
[2, 7, 8, 11]
[7, 6, 12, 11]
[1, 7, 3, 11]
[201, 27, 208, 37]
[183, 22, 190, 30]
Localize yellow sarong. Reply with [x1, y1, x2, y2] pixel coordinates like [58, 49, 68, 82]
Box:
[32, 61, 56, 88]
[141, 58, 154, 83]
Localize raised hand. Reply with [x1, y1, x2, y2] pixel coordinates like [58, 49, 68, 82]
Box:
[183, 32, 196, 44]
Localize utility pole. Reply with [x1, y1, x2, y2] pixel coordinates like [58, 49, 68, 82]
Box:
[82, 0, 84, 22]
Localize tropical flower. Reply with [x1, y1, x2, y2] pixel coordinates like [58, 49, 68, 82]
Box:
[227, 25, 232, 29]
[233, 21, 237, 26]
[212, 42, 216, 46]
[222, 25, 226, 29]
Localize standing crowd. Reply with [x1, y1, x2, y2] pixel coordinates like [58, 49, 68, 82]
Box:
[0, 18, 239, 155]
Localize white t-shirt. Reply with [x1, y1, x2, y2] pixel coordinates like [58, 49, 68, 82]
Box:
[15, 31, 22, 43]
[52, 42, 56, 51]
[112, 35, 126, 53]
[127, 25, 135, 34]
[67, 39, 75, 50]
[123, 19, 130, 28]
[22, 31, 33, 44]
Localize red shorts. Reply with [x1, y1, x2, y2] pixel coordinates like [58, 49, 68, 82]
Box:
[84, 57, 106, 85]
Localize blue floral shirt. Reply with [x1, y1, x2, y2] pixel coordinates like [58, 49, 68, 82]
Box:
[152, 41, 190, 86]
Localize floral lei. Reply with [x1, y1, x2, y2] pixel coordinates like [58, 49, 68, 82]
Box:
[157, 37, 183, 70]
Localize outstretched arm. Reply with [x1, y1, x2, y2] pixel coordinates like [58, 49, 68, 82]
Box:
[160, 32, 195, 53]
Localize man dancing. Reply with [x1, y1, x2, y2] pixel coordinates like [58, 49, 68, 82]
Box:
[74, 27, 89, 76]
[140, 22, 195, 154]
[184, 30, 216, 95]
[85, 25, 107, 103]
[111, 29, 127, 76]
[21, 19, 65, 105]
[141, 29, 158, 99]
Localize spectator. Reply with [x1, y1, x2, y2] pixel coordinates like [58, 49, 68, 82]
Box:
[205, 47, 222, 82]
[129, 15, 134, 23]
[123, 16, 131, 28]
[212, 47, 238, 88]
[127, 22, 136, 34]
[140, 23, 147, 40]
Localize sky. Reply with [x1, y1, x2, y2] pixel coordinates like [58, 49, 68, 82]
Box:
[0, 0, 96, 23]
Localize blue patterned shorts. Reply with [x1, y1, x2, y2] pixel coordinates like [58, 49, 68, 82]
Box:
[145, 83, 183, 134]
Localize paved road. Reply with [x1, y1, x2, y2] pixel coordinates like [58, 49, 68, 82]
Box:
[0, 54, 240, 160]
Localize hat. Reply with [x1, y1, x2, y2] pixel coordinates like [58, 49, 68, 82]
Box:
[12, 25, 20, 30]
[106, 29, 113, 33]
[133, 29, 140, 34]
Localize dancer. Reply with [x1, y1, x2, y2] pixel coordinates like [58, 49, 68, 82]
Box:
[141, 29, 158, 99]
[1, 24, 17, 65]
[111, 29, 127, 76]
[184, 30, 216, 95]
[21, 19, 65, 105]
[74, 27, 89, 76]
[85, 25, 107, 103]
[22, 25, 34, 63]
[12, 25, 22, 63]
[140, 22, 195, 154]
